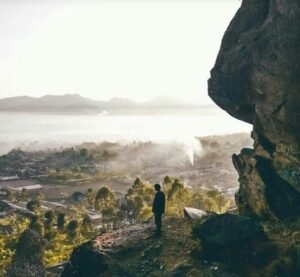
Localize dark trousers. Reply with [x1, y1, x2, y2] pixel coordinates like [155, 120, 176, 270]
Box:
[154, 213, 162, 231]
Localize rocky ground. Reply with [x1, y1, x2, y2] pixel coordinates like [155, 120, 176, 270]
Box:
[60, 217, 226, 277]
[57, 216, 300, 277]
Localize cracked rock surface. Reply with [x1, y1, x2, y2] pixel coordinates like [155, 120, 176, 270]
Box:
[209, 0, 300, 220]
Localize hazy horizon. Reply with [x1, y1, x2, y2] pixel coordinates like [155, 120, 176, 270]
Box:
[0, 93, 215, 106]
[0, 109, 252, 155]
[0, 0, 251, 154]
[0, 0, 241, 104]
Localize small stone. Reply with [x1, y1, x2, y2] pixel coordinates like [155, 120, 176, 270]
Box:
[210, 265, 218, 271]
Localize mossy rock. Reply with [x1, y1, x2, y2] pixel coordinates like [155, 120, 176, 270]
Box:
[193, 214, 265, 260]
[61, 241, 129, 277]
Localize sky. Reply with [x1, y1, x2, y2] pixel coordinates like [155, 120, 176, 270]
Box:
[0, 0, 241, 104]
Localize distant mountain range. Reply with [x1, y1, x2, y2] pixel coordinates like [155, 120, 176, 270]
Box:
[0, 94, 203, 113]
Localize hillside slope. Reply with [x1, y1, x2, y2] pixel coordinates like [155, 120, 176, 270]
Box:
[58, 217, 300, 277]
[60, 218, 225, 277]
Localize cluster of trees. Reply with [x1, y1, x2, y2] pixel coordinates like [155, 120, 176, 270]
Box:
[0, 215, 29, 274]
[0, 146, 119, 183]
[0, 149, 28, 176]
[85, 177, 234, 224]
[42, 147, 120, 184]
[123, 177, 153, 222]
[0, 205, 98, 274]
[120, 176, 233, 218]
[47, 147, 93, 169]
[45, 169, 88, 184]
[83, 178, 162, 224]
[25, 203, 97, 241]
[2, 188, 34, 203]
[0, 176, 234, 274]
[7, 229, 45, 276]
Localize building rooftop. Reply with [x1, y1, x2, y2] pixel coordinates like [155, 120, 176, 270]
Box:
[0, 176, 19, 181]
[89, 214, 102, 220]
[11, 184, 42, 191]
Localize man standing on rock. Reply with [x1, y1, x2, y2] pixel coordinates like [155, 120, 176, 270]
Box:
[152, 183, 165, 236]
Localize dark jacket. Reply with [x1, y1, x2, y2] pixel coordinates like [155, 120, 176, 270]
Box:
[152, 191, 165, 214]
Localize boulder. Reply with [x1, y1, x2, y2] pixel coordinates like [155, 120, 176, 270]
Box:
[193, 214, 265, 259]
[61, 241, 128, 277]
[61, 223, 153, 276]
[208, 0, 300, 220]
[183, 207, 215, 219]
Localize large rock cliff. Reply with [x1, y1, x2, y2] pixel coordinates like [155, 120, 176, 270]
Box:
[208, 0, 300, 220]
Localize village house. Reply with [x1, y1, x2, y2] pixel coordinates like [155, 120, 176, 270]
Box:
[0, 189, 8, 200]
[11, 184, 42, 197]
[0, 175, 19, 182]
[88, 213, 102, 225]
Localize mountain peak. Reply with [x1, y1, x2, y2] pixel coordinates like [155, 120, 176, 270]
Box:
[0, 94, 201, 113]
[143, 95, 191, 107]
[106, 97, 137, 107]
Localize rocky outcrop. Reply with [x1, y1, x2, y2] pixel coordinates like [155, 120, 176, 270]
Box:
[61, 218, 300, 276]
[60, 219, 226, 277]
[183, 207, 215, 219]
[192, 214, 266, 260]
[61, 223, 153, 276]
[208, 0, 300, 220]
[7, 229, 45, 277]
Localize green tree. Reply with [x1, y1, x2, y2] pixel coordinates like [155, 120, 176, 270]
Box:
[6, 189, 15, 202]
[164, 176, 172, 184]
[204, 190, 220, 213]
[167, 179, 185, 200]
[18, 188, 28, 202]
[73, 165, 81, 173]
[124, 178, 154, 221]
[29, 215, 44, 236]
[190, 191, 205, 209]
[207, 189, 219, 200]
[81, 215, 94, 237]
[7, 229, 45, 277]
[134, 196, 144, 212]
[167, 179, 189, 217]
[79, 148, 88, 159]
[66, 220, 79, 241]
[71, 191, 85, 202]
[35, 191, 45, 201]
[44, 210, 55, 230]
[205, 190, 234, 214]
[139, 206, 152, 222]
[57, 213, 66, 231]
[133, 177, 142, 188]
[204, 197, 218, 212]
[26, 200, 41, 213]
[163, 175, 172, 190]
[102, 207, 116, 224]
[44, 230, 57, 242]
[85, 188, 95, 208]
[95, 186, 115, 211]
